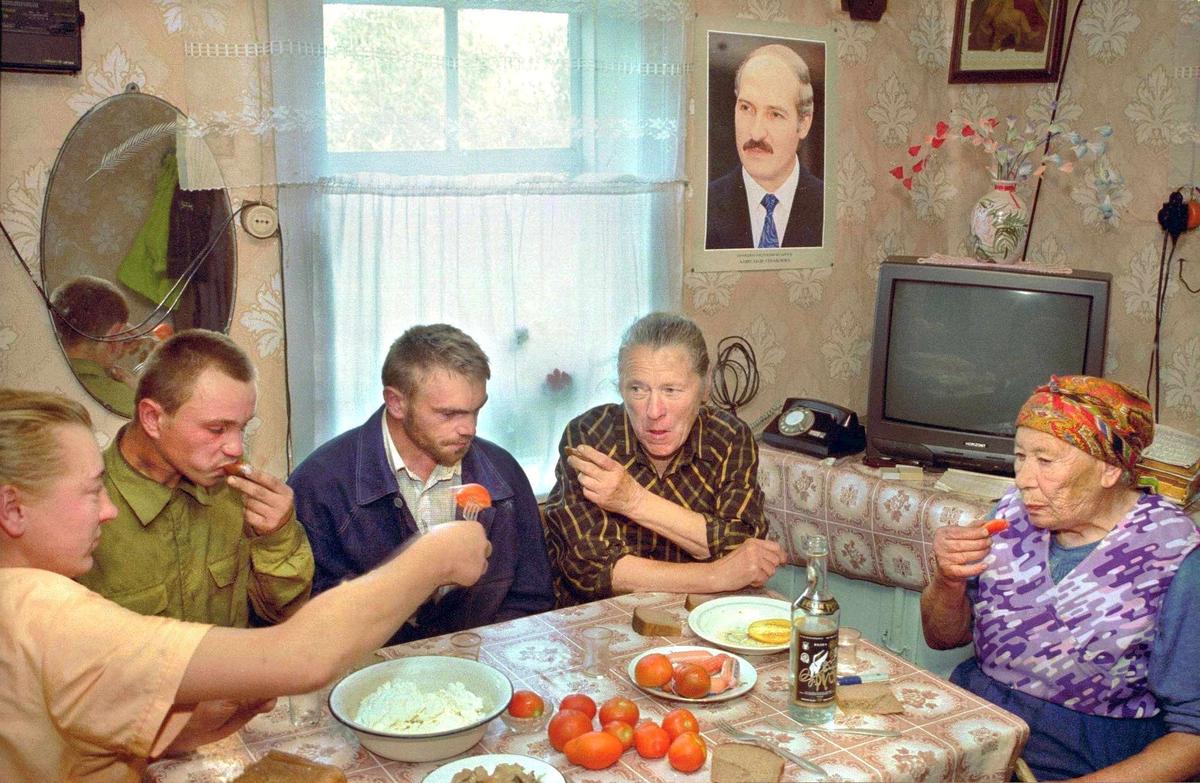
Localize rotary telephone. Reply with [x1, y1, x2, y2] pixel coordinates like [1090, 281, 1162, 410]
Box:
[762, 398, 866, 458]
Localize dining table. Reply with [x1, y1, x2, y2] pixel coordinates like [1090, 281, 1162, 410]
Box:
[146, 590, 1029, 782]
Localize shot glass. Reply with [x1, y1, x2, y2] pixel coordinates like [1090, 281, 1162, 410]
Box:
[449, 631, 482, 660]
[837, 627, 862, 675]
[580, 627, 614, 677]
[288, 690, 325, 728]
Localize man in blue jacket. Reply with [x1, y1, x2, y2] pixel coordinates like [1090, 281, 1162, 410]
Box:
[289, 324, 554, 644]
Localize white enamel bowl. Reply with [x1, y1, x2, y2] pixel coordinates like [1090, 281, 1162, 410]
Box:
[328, 656, 512, 762]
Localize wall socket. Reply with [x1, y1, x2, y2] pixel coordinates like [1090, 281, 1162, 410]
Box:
[240, 203, 279, 238]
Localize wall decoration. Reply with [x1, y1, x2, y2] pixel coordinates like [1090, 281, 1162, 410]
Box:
[949, 0, 1066, 83]
[690, 18, 837, 273]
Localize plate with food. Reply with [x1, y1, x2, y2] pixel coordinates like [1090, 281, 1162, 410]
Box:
[627, 645, 757, 703]
[423, 753, 564, 783]
[687, 596, 792, 654]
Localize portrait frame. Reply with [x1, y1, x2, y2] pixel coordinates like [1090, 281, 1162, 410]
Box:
[949, 0, 1067, 84]
[689, 18, 837, 273]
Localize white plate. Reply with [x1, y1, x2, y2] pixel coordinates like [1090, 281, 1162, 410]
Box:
[423, 753, 565, 783]
[627, 645, 757, 703]
[687, 596, 792, 654]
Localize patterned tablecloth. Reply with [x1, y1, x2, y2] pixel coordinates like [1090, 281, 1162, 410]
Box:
[758, 444, 995, 592]
[147, 592, 1028, 783]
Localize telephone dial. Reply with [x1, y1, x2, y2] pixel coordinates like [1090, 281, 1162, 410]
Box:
[762, 398, 866, 458]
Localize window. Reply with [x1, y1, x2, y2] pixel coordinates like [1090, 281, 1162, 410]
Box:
[323, 3, 581, 174]
[272, 0, 688, 492]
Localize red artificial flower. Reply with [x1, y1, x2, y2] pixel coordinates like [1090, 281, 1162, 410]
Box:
[545, 368, 572, 392]
[890, 166, 904, 179]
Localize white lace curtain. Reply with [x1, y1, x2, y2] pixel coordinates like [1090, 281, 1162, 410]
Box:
[182, 0, 690, 485]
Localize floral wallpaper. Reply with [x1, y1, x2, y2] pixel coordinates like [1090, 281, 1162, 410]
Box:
[1, 0, 1197, 477]
[0, 0, 289, 474]
[685, 0, 1200, 438]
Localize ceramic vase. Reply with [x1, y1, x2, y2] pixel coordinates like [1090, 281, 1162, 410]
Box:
[969, 180, 1027, 263]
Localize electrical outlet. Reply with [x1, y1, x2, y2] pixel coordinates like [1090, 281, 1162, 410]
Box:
[240, 203, 279, 239]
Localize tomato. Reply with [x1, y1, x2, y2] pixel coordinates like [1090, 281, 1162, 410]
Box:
[634, 652, 673, 688]
[667, 731, 707, 773]
[672, 663, 712, 699]
[633, 720, 671, 759]
[453, 482, 492, 509]
[563, 730, 624, 770]
[547, 708, 593, 751]
[598, 696, 639, 727]
[602, 719, 634, 750]
[984, 518, 1009, 535]
[559, 693, 597, 720]
[507, 689, 545, 719]
[661, 707, 700, 740]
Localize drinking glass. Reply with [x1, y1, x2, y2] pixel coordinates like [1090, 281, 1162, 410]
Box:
[580, 627, 614, 677]
[449, 631, 482, 660]
[837, 627, 862, 675]
[288, 691, 324, 728]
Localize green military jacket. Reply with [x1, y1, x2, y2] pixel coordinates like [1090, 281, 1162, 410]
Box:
[77, 434, 314, 626]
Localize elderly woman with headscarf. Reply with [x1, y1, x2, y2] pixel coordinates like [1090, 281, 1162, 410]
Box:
[921, 376, 1200, 781]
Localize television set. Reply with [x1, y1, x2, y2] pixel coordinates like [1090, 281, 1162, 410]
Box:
[866, 256, 1110, 476]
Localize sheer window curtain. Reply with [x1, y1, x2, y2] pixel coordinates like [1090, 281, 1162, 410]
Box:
[264, 0, 689, 490]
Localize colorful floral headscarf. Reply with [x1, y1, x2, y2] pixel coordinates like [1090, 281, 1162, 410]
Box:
[1015, 375, 1154, 471]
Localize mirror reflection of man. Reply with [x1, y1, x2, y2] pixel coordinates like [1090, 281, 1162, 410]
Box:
[50, 276, 139, 417]
[706, 44, 824, 250]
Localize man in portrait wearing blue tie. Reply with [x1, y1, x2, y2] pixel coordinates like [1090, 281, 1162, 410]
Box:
[705, 43, 824, 250]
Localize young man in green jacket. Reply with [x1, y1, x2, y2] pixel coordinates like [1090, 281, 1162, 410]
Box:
[77, 329, 313, 625]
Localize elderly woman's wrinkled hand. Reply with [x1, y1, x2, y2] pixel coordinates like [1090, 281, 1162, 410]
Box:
[567, 444, 646, 517]
[932, 522, 992, 585]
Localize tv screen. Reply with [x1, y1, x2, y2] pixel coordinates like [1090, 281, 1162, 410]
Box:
[867, 257, 1110, 475]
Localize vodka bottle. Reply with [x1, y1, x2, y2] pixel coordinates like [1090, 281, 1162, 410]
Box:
[790, 534, 840, 724]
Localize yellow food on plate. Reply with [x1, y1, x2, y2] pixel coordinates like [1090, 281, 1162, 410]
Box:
[746, 619, 790, 645]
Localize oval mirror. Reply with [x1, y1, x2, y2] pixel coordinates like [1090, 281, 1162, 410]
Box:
[40, 88, 236, 418]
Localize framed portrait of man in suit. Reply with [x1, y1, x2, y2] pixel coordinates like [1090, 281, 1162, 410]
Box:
[691, 20, 836, 273]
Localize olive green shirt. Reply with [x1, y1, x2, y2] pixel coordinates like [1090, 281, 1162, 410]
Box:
[69, 357, 134, 418]
[77, 433, 314, 626]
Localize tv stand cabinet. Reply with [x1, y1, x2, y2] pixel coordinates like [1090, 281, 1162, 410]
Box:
[759, 441, 993, 675]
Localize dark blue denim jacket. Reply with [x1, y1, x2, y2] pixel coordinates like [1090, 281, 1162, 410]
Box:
[288, 406, 555, 645]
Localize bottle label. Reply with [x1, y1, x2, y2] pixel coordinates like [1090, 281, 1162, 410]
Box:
[793, 628, 838, 705]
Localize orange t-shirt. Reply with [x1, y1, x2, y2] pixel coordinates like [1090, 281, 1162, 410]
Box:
[0, 569, 211, 782]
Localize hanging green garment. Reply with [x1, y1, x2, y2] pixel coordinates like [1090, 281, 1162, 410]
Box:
[117, 152, 181, 309]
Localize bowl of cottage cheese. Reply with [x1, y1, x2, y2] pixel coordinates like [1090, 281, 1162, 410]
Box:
[329, 656, 512, 762]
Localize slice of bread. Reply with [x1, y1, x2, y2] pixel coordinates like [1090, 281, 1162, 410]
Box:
[231, 750, 347, 783]
[710, 742, 785, 783]
[631, 605, 684, 636]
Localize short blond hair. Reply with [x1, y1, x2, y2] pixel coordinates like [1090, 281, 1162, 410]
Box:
[137, 329, 255, 413]
[381, 324, 490, 397]
[0, 388, 92, 497]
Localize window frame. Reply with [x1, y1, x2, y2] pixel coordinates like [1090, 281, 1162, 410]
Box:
[322, 0, 585, 175]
